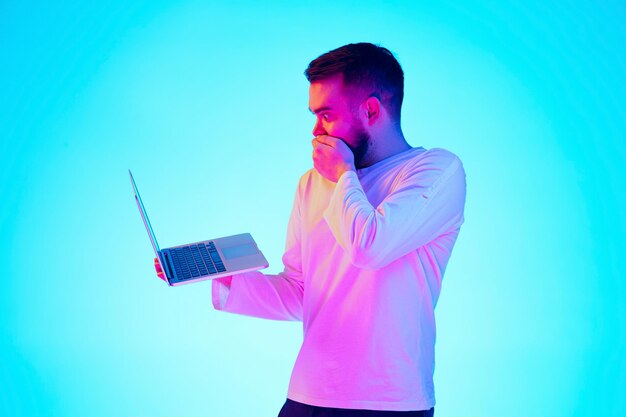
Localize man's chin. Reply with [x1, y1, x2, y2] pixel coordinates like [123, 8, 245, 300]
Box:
[329, 132, 369, 168]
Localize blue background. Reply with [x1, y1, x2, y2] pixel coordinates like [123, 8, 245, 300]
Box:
[2, 1, 624, 416]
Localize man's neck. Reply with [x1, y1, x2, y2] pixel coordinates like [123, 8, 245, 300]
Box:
[358, 128, 412, 169]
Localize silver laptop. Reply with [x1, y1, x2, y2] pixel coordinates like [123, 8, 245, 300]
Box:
[130, 170, 269, 286]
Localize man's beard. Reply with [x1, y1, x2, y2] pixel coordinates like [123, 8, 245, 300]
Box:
[347, 124, 371, 169]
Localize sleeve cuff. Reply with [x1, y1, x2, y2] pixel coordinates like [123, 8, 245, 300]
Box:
[211, 276, 233, 310]
[337, 169, 358, 184]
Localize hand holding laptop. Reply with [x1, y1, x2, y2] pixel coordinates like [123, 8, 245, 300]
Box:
[130, 170, 268, 286]
[154, 257, 166, 282]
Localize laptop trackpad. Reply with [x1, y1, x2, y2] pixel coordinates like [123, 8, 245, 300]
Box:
[221, 243, 258, 260]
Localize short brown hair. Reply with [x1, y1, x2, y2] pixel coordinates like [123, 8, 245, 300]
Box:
[305, 43, 404, 120]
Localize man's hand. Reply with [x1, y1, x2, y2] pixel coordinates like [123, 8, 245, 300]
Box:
[154, 257, 166, 281]
[312, 135, 356, 183]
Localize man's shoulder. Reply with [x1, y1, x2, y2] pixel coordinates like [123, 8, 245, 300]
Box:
[296, 168, 315, 186]
[396, 147, 465, 185]
[301, 167, 317, 180]
[293, 168, 325, 193]
[404, 147, 463, 171]
[413, 147, 460, 163]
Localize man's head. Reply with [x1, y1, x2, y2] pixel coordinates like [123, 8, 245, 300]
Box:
[305, 43, 404, 167]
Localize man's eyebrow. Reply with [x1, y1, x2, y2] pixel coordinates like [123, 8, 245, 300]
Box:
[309, 106, 332, 114]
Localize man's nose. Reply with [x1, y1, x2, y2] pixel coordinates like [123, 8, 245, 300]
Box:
[312, 119, 326, 137]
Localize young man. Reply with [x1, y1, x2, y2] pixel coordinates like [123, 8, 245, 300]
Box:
[156, 43, 466, 416]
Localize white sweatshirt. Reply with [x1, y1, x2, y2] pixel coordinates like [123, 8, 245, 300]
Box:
[212, 147, 466, 411]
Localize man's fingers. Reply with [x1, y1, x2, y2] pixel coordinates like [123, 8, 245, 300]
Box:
[312, 135, 337, 148]
[312, 138, 324, 148]
[154, 257, 163, 272]
[314, 135, 337, 146]
[152, 257, 166, 281]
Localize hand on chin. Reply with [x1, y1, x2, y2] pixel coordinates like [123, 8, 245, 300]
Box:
[312, 135, 356, 183]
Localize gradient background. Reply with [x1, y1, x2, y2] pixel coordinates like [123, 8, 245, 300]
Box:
[1, 1, 625, 416]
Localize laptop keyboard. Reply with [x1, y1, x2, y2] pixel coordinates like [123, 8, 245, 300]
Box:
[169, 242, 226, 280]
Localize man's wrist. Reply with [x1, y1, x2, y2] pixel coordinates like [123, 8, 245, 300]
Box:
[341, 164, 356, 176]
[335, 165, 356, 182]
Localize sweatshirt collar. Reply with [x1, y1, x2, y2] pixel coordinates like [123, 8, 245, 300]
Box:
[356, 147, 425, 177]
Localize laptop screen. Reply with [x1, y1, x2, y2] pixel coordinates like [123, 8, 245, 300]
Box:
[129, 170, 161, 258]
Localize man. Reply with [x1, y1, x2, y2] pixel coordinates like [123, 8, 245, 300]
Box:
[155, 43, 466, 416]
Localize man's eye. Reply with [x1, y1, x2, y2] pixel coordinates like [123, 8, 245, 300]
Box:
[322, 114, 330, 121]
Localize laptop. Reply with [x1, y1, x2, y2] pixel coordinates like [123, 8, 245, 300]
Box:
[129, 170, 269, 286]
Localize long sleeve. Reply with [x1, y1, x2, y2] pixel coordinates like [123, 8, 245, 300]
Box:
[323, 149, 466, 270]
[211, 184, 304, 321]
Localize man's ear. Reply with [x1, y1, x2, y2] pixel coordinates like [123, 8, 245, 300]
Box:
[364, 96, 381, 125]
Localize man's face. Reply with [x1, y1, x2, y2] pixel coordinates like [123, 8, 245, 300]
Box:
[308, 75, 370, 167]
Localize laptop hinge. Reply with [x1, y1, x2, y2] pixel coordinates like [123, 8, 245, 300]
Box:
[160, 250, 177, 282]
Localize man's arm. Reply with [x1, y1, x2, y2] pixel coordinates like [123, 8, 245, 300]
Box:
[153, 184, 305, 320]
[323, 149, 466, 270]
[210, 184, 304, 321]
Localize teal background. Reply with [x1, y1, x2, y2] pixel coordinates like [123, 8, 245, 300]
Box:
[2, 1, 624, 416]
